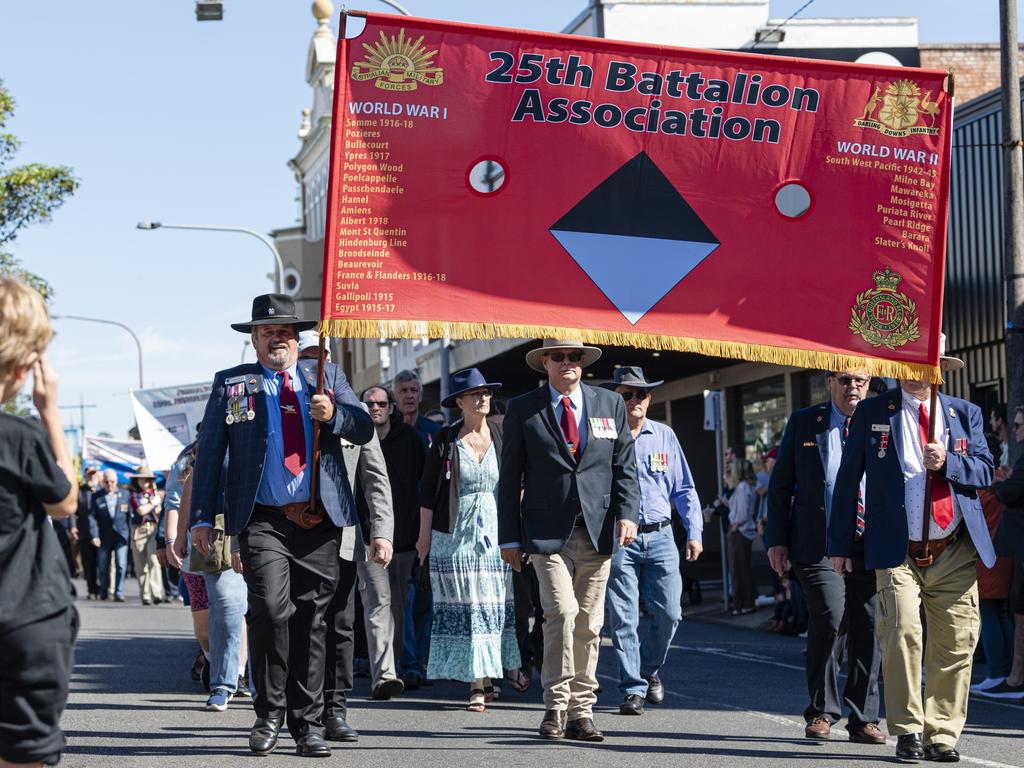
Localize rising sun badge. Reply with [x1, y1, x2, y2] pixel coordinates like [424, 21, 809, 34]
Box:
[849, 266, 920, 350]
[351, 28, 444, 92]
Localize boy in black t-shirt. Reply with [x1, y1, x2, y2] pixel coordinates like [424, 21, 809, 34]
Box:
[0, 277, 78, 767]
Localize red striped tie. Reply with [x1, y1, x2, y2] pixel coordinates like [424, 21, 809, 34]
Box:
[844, 417, 865, 537]
[278, 371, 306, 476]
[918, 403, 954, 529]
[560, 396, 580, 461]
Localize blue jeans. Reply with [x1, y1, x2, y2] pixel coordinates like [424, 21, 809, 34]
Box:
[204, 568, 248, 694]
[607, 524, 683, 697]
[401, 561, 432, 677]
[979, 598, 1014, 679]
[97, 542, 128, 598]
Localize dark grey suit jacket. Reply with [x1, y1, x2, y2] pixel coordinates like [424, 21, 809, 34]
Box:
[994, 452, 1024, 558]
[498, 382, 640, 555]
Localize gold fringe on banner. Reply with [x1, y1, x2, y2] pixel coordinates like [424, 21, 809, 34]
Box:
[317, 319, 943, 384]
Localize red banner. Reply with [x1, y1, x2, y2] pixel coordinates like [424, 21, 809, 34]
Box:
[321, 12, 954, 381]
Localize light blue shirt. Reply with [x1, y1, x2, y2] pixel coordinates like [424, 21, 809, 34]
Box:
[824, 403, 865, 527]
[256, 363, 315, 507]
[549, 383, 588, 455]
[633, 419, 702, 541]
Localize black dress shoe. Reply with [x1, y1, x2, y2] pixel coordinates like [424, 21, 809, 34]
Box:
[324, 715, 359, 742]
[372, 678, 405, 700]
[643, 674, 665, 705]
[896, 734, 925, 762]
[566, 717, 605, 742]
[295, 733, 332, 758]
[249, 717, 283, 755]
[619, 694, 644, 715]
[539, 709, 566, 739]
[924, 744, 960, 763]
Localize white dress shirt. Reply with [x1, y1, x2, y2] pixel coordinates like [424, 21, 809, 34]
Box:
[900, 391, 962, 541]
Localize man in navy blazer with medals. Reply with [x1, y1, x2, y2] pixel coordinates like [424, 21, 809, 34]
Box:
[829, 339, 995, 763]
[498, 339, 640, 742]
[766, 371, 884, 745]
[190, 294, 373, 758]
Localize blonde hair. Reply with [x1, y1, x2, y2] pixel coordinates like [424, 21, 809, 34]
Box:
[0, 277, 52, 374]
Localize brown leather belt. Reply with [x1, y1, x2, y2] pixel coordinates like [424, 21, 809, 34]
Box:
[258, 501, 324, 530]
[907, 523, 963, 568]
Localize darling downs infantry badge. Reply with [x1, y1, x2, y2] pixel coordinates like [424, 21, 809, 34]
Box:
[351, 28, 444, 92]
[849, 266, 920, 350]
[854, 79, 941, 138]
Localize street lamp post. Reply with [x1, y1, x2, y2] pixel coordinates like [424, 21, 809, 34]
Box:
[375, 0, 411, 14]
[51, 314, 144, 389]
[137, 221, 286, 294]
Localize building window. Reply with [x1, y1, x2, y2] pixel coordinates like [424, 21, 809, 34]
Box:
[304, 168, 328, 242]
[738, 376, 787, 460]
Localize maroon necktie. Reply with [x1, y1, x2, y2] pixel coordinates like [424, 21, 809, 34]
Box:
[918, 403, 954, 529]
[560, 396, 580, 461]
[844, 417, 865, 537]
[278, 371, 306, 476]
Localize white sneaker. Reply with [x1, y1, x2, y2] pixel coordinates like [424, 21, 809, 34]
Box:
[754, 595, 775, 607]
[970, 676, 1006, 693]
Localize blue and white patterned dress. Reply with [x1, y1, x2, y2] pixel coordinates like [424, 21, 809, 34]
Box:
[427, 440, 520, 682]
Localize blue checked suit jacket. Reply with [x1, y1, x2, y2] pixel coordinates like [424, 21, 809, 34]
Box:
[191, 358, 374, 535]
[829, 386, 995, 570]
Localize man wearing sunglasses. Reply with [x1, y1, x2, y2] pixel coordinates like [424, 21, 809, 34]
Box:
[767, 370, 885, 746]
[498, 339, 639, 743]
[601, 366, 702, 716]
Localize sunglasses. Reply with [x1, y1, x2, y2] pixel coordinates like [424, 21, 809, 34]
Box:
[620, 390, 650, 402]
[833, 375, 869, 387]
[547, 351, 584, 363]
[364, 400, 390, 409]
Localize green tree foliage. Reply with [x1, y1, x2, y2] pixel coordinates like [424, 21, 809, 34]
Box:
[0, 80, 78, 298]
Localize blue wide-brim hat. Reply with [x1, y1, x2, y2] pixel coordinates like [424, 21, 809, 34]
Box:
[442, 367, 502, 408]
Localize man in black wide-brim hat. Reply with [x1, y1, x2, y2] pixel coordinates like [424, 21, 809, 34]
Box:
[190, 293, 374, 758]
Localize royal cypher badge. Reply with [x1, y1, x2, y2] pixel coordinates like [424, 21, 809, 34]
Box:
[854, 79, 940, 138]
[849, 266, 920, 350]
[350, 28, 444, 92]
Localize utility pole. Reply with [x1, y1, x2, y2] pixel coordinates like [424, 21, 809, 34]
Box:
[1001, 0, 1024, 465]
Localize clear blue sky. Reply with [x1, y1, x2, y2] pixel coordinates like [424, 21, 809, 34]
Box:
[1, 0, 1019, 439]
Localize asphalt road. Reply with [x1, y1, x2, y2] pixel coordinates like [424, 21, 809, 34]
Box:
[62, 578, 1022, 768]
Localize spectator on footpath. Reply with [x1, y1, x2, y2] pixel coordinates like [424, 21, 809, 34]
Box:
[77, 467, 102, 599]
[128, 465, 165, 606]
[602, 366, 702, 716]
[423, 408, 445, 427]
[990, 406, 1024, 700]
[498, 339, 639, 742]
[190, 294, 373, 758]
[830, 338, 995, 762]
[767, 370, 884, 744]
[90, 469, 131, 601]
[361, 383, 424, 699]
[418, 368, 520, 712]
[972, 432, 1016, 694]
[990, 402, 1009, 470]
[392, 369, 438, 690]
[723, 459, 757, 616]
[0, 276, 79, 768]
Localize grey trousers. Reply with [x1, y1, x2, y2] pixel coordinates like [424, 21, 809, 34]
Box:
[357, 558, 399, 688]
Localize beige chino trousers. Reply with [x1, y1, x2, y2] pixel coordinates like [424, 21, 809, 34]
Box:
[875, 536, 980, 748]
[531, 526, 611, 719]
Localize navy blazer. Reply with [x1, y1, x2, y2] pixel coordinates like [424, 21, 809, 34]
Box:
[497, 383, 640, 555]
[766, 401, 833, 564]
[829, 386, 995, 569]
[191, 358, 374, 536]
[89, 489, 131, 547]
[993, 453, 1024, 558]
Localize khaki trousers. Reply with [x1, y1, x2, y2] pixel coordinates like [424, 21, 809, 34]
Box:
[531, 527, 611, 718]
[130, 523, 165, 603]
[875, 536, 980, 747]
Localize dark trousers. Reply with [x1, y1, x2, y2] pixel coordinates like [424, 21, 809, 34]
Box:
[240, 508, 341, 737]
[728, 531, 754, 611]
[792, 553, 881, 727]
[323, 558, 359, 718]
[513, 561, 544, 672]
[80, 537, 100, 596]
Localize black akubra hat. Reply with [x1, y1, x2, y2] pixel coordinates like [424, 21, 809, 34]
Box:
[442, 367, 503, 408]
[230, 294, 318, 333]
[600, 365, 664, 390]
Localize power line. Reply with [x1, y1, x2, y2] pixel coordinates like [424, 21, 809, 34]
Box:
[750, 0, 817, 48]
